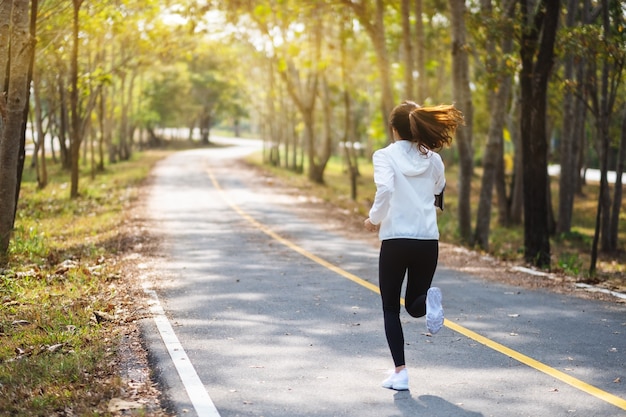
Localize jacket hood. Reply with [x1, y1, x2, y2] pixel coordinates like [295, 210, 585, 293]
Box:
[387, 140, 432, 176]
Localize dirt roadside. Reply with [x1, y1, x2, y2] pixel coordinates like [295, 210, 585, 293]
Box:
[108, 159, 624, 416]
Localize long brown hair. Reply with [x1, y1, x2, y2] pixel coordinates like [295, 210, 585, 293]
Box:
[389, 101, 464, 153]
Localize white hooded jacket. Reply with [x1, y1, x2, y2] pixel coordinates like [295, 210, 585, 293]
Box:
[368, 140, 445, 241]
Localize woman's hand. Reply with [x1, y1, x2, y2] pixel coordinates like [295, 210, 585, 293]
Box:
[364, 218, 379, 232]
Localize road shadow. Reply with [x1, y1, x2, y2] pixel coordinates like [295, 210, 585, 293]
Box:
[394, 392, 483, 417]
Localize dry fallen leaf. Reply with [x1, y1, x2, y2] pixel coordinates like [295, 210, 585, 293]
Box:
[108, 398, 144, 412]
[47, 343, 65, 353]
[93, 310, 116, 323]
[55, 260, 78, 275]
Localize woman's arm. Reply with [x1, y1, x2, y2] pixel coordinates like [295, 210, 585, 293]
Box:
[368, 151, 394, 225]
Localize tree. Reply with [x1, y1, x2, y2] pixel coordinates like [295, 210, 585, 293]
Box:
[69, 0, 85, 198]
[341, 0, 395, 143]
[401, 0, 414, 99]
[610, 106, 626, 252]
[449, 0, 475, 244]
[32, 67, 49, 188]
[587, 0, 625, 271]
[0, 0, 37, 264]
[414, 0, 427, 101]
[188, 52, 234, 145]
[557, 0, 588, 235]
[338, 16, 365, 201]
[518, 0, 560, 268]
[472, 0, 515, 250]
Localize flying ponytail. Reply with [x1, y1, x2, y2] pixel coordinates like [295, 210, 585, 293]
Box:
[409, 104, 464, 152]
[389, 101, 464, 154]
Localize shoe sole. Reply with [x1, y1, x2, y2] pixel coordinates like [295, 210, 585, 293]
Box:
[382, 383, 409, 391]
[426, 287, 444, 334]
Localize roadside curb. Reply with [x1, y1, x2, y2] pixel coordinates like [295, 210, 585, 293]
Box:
[511, 266, 626, 301]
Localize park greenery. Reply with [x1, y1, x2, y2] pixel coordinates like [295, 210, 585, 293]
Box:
[1, 0, 625, 269]
[0, 0, 625, 413]
[0, 150, 169, 415]
[1, 0, 625, 274]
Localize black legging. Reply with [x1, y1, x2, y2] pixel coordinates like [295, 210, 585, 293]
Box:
[379, 238, 439, 367]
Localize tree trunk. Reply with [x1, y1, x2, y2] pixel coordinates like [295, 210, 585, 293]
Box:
[597, 122, 611, 254]
[118, 71, 129, 160]
[401, 0, 414, 99]
[200, 111, 211, 145]
[519, 0, 559, 268]
[474, 78, 511, 249]
[290, 107, 298, 172]
[302, 110, 318, 181]
[89, 123, 96, 179]
[572, 66, 587, 196]
[13, 0, 36, 230]
[320, 76, 335, 183]
[507, 89, 524, 224]
[107, 84, 117, 163]
[449, 0, 474, 244]
[57, 73, 70, 169]
[590, 116, 609, 272]
[97, 88, 106, 171]
[590, 0, 622, 270]
[556, 0, 581, 235]
[0, 1, 11, 88]
[278, 25, 322, 182]
[608, 106, 625, 252]
[33, 69, 47, 188]
[28, 110, 39, 169]
[340, 26, 360, 201]
[0, 0, 35, 264]
[127, 72, 136, 154]
[414, 0, 427, 102]
[373, 0, 394, 141]
[277, 80, 286, 169]
[494, 129, 510, 226]
[473, 0, 513, 249]
[69, 0, 83, 198]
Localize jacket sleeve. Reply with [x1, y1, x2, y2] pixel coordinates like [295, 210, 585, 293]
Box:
[433, 153, 446, 194]
[369, 150, 394, 225]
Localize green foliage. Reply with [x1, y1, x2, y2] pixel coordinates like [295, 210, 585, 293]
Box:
[143, 64, 192, 127]
[556, 230, 593, 248]
[1, 151, 166, 415]
[8, 226, 49, 263]
[556, 252, 584, 276]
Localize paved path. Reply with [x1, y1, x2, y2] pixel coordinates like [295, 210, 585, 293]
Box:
[141, 138, 626, 417]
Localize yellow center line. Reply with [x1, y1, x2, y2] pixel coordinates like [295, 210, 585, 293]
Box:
[207, 167, 626, 412]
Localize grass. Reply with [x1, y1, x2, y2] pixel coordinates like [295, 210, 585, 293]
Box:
[248, 151, 626, 291]
[0, 150, 169, 416]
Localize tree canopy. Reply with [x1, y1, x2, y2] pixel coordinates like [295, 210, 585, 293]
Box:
[1, 0, 625, 272]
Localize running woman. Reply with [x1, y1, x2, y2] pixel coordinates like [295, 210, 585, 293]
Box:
[364, 101, 464, 391]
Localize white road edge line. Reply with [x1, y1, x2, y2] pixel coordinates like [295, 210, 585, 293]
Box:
[143, 286, 221, 417]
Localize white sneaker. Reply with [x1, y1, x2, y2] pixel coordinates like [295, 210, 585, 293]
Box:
[381, 368, 409, 391]
[426, 287, 444, 334]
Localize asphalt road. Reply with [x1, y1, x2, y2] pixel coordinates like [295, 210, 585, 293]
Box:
[141, 137, 626, 417]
